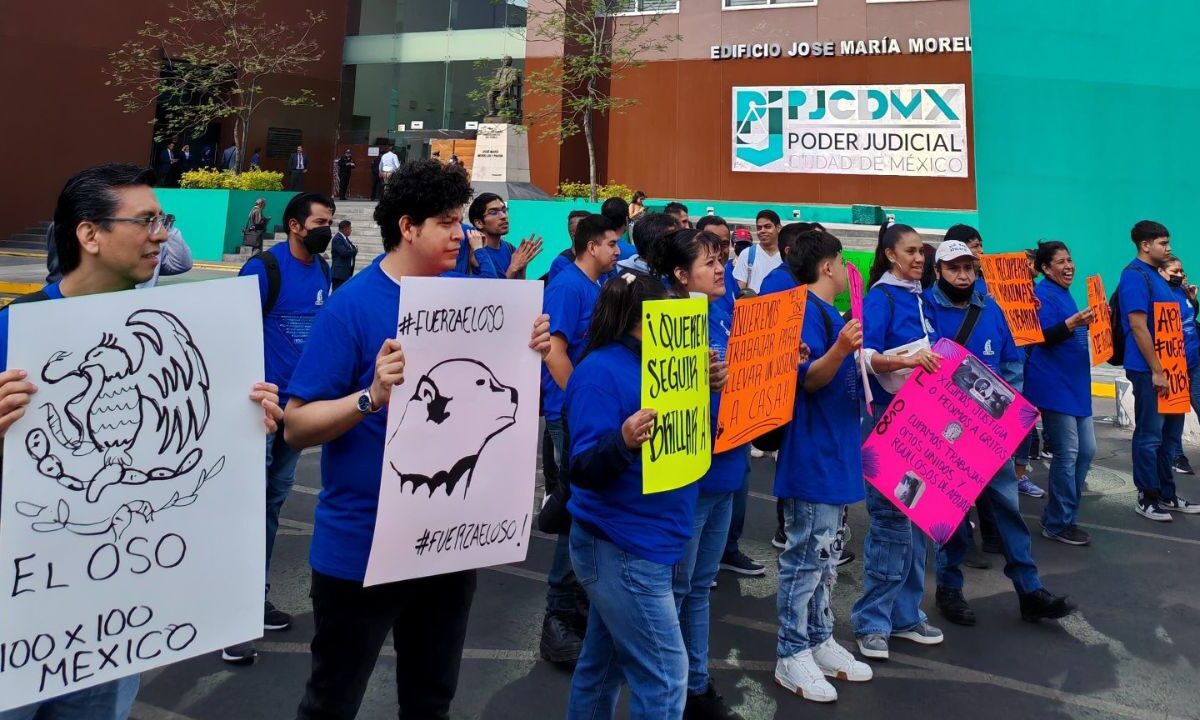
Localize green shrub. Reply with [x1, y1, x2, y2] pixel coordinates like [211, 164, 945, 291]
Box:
[557, 181, 635, 202]
[179, 168, 284, 191]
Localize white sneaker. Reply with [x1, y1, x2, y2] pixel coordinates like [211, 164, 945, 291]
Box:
[774, 649, 838, 702]
[751, 446, 765, 458]
[812, 638, 873, 682]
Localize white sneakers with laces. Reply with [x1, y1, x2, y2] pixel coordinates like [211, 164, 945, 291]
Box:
[776, 639, 873, 703]
[812, 637, 874, 682]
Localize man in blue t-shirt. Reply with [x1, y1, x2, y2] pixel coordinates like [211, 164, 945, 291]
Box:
[539, 213, 620, 665]
[281, 159, 550, 719]
[545, 210, 591, 283]
[1118, 220, 1200, 521]
[924, 241, 1076, 626]
[616, 211, 678, 277]
[600, 196, 637, 260]
[0, 163, 283, 720]
[467, 192, 543, 278]
[697, 215, 737, 316]
[225, 192, 334, 664]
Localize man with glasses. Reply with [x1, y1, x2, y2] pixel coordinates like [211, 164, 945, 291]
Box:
[45, 215, 192, 288]
[467, 192, 543, 279]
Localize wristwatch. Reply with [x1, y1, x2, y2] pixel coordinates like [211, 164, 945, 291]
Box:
[357, 388, 380, 414]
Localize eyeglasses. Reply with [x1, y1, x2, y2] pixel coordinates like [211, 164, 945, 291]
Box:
[485, 207, 509, 218]
[94, 214, 175, 234]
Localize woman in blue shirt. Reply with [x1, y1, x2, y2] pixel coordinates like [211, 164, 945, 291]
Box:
[1158, 256, 1200, 476]
[565, 274, 696, 720]
[651, 229, 746, 718]
[851, 223, 944, 661]
[1024, 242, 1097, 545]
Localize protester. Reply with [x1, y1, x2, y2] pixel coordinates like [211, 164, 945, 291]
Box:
[545, 210, 591, 283]
[601, 196, 637, 260]
[768, 229, 872, 702]
[695, 215, 737, 317]
[281, 159, 550, 718]
[564, 273, 691, 720]
[466, 192, 543, 278]
[944, 224, 985, 296]
[653, 229, 743, 719]
[733, 210, 784, 295]
[617, 211, 679, 278]
[539, 214, 623, 666]
[924, 240, 1077, 625]
[1160, 256, 1200, 475]
[1024, 241, 1097, 545]
[225, 192, 336, 665]
[1118, 221, 1200, 520]
[757, 222, 824, 296]
[732, 227, 753, 258]
[331, 219, 357, 292]
[46, 220, 193, 288]
[852, 223, 943, 660]
[0, 163, 282, 720]
[664, 201, 692, 229]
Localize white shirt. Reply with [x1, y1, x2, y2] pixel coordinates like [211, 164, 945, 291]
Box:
[380, 151, 400, 173]
[732, 244, 782, 294]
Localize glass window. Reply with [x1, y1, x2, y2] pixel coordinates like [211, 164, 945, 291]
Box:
[723, 0, 815, 8]
[353, 0, 526, 35]
[608, 0, 679, 13]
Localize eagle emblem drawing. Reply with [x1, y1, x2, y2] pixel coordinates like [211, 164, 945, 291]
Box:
[14, 310, 224, 539]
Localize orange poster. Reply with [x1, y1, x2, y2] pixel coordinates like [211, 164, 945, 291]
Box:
[1154, 302, 1190, 414]
[1086, 274, 1114, 366]
[980, 253, 1045, 346]
[714, 287, 807, 453]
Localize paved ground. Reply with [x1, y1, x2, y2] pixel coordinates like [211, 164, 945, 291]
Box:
[120, 396, 1198, 720]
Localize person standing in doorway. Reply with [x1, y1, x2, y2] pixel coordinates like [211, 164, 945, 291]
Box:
[331, 220, 357, 292]
[288, 145, 308, 191]
[337, 149, 355, 200]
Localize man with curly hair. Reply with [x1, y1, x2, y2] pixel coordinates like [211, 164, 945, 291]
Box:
[282, 160, 551, 719]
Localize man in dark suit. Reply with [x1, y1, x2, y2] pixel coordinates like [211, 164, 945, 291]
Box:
[288, 145, 308, 191]
[330, 219, 357, 291]
[157, 142, 179, 186]
[222, 143, 239, 170]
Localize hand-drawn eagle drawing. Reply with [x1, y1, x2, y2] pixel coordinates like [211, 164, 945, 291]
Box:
[35, 309, 211, 503]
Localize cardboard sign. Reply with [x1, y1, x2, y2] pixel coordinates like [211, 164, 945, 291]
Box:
[714, 287, 806, 453]
[847, 263, 873, 411]
[980, 253, 1044, 346]
[365, 277, 542, 586]
[0, 278, 264, 710]
[1086, 274, 1114, 366]
[1155, 301, 1190, 414]
[642, 297, 711, 494]
[861, 339, 1039, 544]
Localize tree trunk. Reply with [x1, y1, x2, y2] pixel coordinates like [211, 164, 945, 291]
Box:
[583, 106, 597, 203]
[233, 114, 245, 173]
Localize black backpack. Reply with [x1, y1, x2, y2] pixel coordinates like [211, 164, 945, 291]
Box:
[1108, 265, 1152, 368]
[244, 250, 330, 316]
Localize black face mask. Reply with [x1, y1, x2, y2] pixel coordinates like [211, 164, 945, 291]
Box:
[938, 276, 975, 304]
[1168, 275, 1185, 288]
[303, 225, 333, 255]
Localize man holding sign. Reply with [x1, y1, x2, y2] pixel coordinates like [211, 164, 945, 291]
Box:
[1116, 221, 1200, 521]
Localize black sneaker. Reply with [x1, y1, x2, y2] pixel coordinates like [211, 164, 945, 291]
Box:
[1041, 526, 1091, 546]
[771, 529, 787, 550]
[1159, 496, 1200, 515]
[719, 550, 766, 576]
[264, 601, 291, 631]
[835, 550, 856, 567]
[539, 613, 583, 667]
[935, 586, 977, 626]
[1135, 499, 1173, 522]
[1174, 456, 1196, 475]
[684, 681, 743, 720]
[221, 642, 257, 665]
[1019, 588, 1076, 622]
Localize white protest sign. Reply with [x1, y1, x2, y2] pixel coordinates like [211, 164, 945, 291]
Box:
[0, 277, 264, 710]
[364, 277, 541, 585]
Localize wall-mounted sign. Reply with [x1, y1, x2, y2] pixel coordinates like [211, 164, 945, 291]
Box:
[465, 121, 480, 130]
[396, 124, 406, 132]
[732, 84, 968, 178]
[411, 120, 425, 130]
[711, 35, 970, 61]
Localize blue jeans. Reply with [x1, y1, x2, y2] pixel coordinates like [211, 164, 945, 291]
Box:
[0, 676, 139, 720]
[936, 459, 1042, 594]
[544, 419, 580, 615]
[776, 500, 842, 658]
[1041, 412, 1096, 534]
[568, 524, 687, 720]
[1128, 370, 1182, 502]
[1013, 425, 1039, 466]
[723, 477, 748, 558]
[673, 492, 733, 694]
[265, 423, 302, 595]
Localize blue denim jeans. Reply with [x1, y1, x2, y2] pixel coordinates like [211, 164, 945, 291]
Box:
[568, 524, 687, 720]
[1128, 370, 1182, 502]
[265, 423, 302, 595]
[723, 477, 748, 558]
[673, 492, 733, 694]
[544, 419, 580, 615]
[936, 459, 1042, 594]
[0, 676, 139, 720]
[776, 500, 842, 658]
[1013, 425, 1039, 466]
[1041, 412, 1096, 534]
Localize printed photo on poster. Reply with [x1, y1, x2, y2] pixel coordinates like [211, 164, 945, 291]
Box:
[0, 278, 264, 711]
[364, 277, 543, 586]
[979, 253, 1044, 346]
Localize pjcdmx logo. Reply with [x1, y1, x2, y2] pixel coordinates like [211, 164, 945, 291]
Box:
[734, 89, 784, 167]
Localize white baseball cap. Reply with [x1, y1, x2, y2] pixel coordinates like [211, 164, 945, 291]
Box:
[935, 240, 974, 264]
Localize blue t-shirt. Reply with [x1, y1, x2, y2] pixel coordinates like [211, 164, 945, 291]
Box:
[774, 293, 865, 504]
[479, 241, 515, 277]
[238, 243, 331, 405]
[701, 300, 748, 496]
[1024, 279, 1092, 417]
[0, 283, 65, 370]
[541, 263, 602, 421]
[547, 251, 574, 283]
[1173, 286, 1200, 370]
[618, 239, 636, 261]
[863, 284, 937, 404]
[1118, 259, 1178, 372]
[758, 264, 798, 296]
[923, 288, 1021, 379]
[565, 342, 698, 564]
[286, 263, 467, 581]
[975, 276, 989, 297]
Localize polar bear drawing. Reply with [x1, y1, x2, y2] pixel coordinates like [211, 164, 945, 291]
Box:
[386, 358, 519, 498]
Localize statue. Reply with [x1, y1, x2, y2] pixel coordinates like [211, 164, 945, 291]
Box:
[485, 56, 522, 122]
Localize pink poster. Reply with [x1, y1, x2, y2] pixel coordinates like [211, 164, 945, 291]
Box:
[861, 338, 1039, 544]
[846, 262, 873, 412]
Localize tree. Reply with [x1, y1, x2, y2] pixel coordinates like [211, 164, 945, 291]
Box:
[523, 0, 680, 201]
[106, 0, 326, 172]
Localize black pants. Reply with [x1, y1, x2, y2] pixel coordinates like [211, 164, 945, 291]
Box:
[296, 569, 477, 720]
[289, 170, 305, 191]
[332, 276, 348, 292]
[338, 173, 351, 200]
